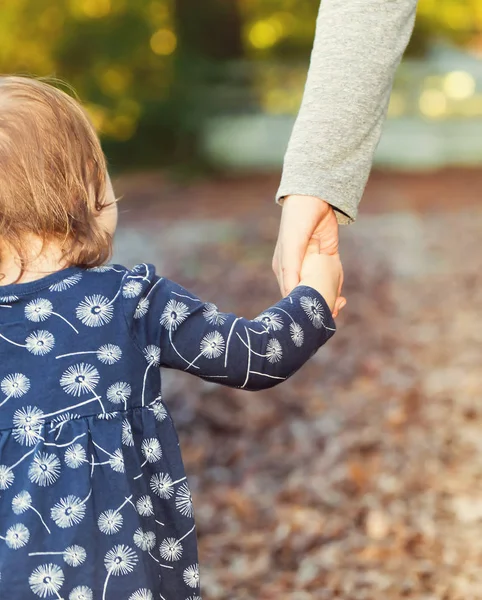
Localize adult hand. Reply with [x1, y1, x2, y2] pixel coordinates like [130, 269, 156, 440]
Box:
[272, 195, 346, 316]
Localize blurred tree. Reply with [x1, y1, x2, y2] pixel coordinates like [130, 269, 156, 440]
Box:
[0, 0, 480, 170]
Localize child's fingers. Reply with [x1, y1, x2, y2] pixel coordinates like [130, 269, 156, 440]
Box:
[332, 296, 347, 318]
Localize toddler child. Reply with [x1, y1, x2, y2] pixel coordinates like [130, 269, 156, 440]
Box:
[0, 76, 343, 599]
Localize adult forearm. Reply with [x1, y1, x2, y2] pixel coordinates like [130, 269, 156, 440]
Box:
[277, 0, 418, 223]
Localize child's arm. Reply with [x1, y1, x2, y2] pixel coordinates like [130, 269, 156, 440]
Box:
[122, 257, 340, 391]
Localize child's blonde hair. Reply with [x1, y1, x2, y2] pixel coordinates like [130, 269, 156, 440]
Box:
[0, 76, 112, 273]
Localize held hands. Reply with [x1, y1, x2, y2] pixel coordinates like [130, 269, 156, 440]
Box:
[298, 239, 345, 314]
[273, 195, 346, 316]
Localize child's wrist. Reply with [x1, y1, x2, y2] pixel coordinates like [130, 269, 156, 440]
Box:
[297, 280, 336, 312]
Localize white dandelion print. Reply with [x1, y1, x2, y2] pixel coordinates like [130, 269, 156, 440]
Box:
[141, 438, 162, 464]
[50, 490, 91, 529]
[25, 330, 55, 355]
[150, 401, 167, 422]
[0, 465, 15, 490]
[136, 495, 154, 517]
[76, 295, 114, 327]
[133, 528, 156, 552]
[1, 523, 30, 549]
[12, 406, 45, 446]
[183, 564, 200, 588]
[122, 280, 143, 298]
[12, 490, 51, 533]
[159, 538, 183, 562]
[103, 545, 138, 600]
[49, 273, 82, 292]
[150, 473, 175, 499]
[107, 382, 131, 410]
[28, 452, 61, 487]
[289, 322, 304, 347]
[200, 331, 225, 359]
[143, 345, 160, 367]
[175, 483, 193, 518]
[122, 419, 134, 446]
[134, 297, 150, 319]
[64, 443, 87, 469]
[0, 372, 30, 407]
[25, 298, 78, 333]
[129, 590, 153, 600]
[56, 344, 122, 365]
[203, 303, 227, 325]
[98, 510, 124, 535]
[266, 338, 283, 364]
[29, 563, 64, 598]
[300, 296, 325, 329]
[160, 299, 190, 331]
[255, 311, 284, 331]
[60, 363, 100, 397]
[29, 545, 87, 568]
[69, 586, 93, 600]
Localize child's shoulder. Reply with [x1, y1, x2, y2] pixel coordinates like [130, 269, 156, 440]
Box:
[79, 263, 160, 295]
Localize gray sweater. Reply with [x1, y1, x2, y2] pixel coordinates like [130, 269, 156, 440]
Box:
[277, 0, 418, 223]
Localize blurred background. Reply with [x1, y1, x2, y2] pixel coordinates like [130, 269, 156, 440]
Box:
[3, 1, 482, 598]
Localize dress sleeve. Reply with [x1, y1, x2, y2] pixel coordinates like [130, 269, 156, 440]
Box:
[122, 265, 335, 392]
[277, 0, 418, 224]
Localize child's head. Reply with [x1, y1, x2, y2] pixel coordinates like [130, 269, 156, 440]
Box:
[0, 76, 117, 273]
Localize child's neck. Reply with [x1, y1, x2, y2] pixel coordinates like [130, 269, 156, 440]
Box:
[0, 236, 67, 286]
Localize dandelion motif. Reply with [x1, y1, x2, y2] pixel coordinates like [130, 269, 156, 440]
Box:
[186, 597, 202, 600]
[1, 523, 30, 549]
[64, 545, 87, 567]
[89, 265, 114, 273]
[150, 401, 167, 422]
[107, 382, 131, 409]
[69, 585, 93, 600]
[289, 322, 304, 347]
[143, 345, 161, 367]
[12, 406, 45, 446]
[265, 338, 283, 364]
[183, 564, 200, 588]
[51, 495, 87, 528]
[141, 439, 162, 464]
[129, 590, 153, 600]
[103, 545, 138, 600]
[203, 303, 227, 326]
[133, 528, 156, 552]
[150, 473, 174, 499]
[0, 465, 14, 490]
[60, 363, 100, 396]
[0, 295, 19, 303]
[159, 538, 183, 562]
[136, 496, 154, 517]
[25, 299, 53, 322]
[0, 373, 30, 403]
[96, 344, 122, 365]
[64, 443, 87, 469]
[255, 311, 284, 331]
[134, 298, 150, 319]
[49, 273, 82, 292]
[160, 300, 189, 331]
[29, 563, 64, 598]
[175, 483, 193, 518]
[300, 296, 325, 329]
[122, 280, 143, 298]
[98, 510, 124, 535]
[121, 419, 134, 446]
[12, 490, 32, 514]
[25, 330, 55, 356]
[199, 331, 225, 359]
[12, 490, 51, 533]
[76, 295, 114, 327]
[28, 452, 61, 487]
[108, 449, 125, 473]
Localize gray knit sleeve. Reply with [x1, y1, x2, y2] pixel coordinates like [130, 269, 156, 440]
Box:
[277, 0, 418, 224]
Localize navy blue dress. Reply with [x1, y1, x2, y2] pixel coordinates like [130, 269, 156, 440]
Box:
[0, 263, 335, 600]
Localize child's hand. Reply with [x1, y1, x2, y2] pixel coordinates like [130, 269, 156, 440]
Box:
[298, 239, 346, 316]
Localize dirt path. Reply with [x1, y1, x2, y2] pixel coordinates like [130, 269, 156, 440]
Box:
[114, 169, 482, 599]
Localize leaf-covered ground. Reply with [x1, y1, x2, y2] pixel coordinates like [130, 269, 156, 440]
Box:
[114, 169, 482, 600]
